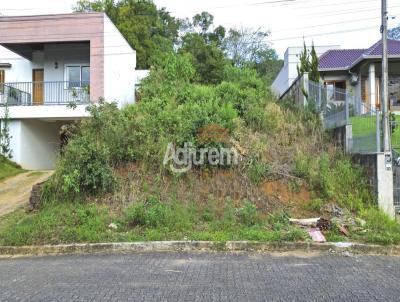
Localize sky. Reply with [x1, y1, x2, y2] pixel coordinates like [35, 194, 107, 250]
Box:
[0, 0, 399, 58]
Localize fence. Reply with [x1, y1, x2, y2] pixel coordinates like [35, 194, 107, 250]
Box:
[0, 81, 90, 106]
[305, 79, 382, 154]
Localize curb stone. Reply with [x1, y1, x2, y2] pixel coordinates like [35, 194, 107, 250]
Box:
[0, 241, 399, 257]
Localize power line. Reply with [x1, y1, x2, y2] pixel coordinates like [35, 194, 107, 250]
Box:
[269, 25, 379, 42]
[273, 16, 382, 33]
[301, 5, 400, 18]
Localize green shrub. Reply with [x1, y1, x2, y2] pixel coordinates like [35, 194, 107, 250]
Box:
[303, 199, 324, 213]
[49, 138, 116, 198]
[124, 197, 169, 228]
[248, 159, 270, 184]
[356, 207, 400, 245]
[236, 201, 259, 226]
[266, 211, 290, 231]
[294, 152, 372, 211]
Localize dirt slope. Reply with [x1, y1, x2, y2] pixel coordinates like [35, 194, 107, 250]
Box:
[0, 171, 53, 216]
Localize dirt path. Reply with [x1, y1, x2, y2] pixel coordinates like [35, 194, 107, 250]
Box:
[0, 171, 53, 217]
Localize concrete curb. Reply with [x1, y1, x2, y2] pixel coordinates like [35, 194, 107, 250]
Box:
[0, 241, 400, 257]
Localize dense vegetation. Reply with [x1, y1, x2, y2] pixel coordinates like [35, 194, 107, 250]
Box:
[2, 51, 391, 245]
[74, 0, 282, 84]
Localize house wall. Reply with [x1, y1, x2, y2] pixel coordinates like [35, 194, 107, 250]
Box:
[0, 46, 32, 82]
[103, 16, 136, 107]
[43, 43, 90, 104]
[272, 45, 340, 97]
[43, 43, 90, 83]
[0, 13, 105, 101]
[320, 73, 355, 96]
[8, 119, 65, 170]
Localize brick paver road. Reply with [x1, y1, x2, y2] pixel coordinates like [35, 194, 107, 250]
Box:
[1, 251, 399, 301]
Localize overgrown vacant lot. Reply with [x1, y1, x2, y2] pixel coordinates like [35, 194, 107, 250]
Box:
[1, 54, 399, 246]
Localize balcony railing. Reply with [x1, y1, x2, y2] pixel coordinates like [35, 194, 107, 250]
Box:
[0, 81, 90, 106]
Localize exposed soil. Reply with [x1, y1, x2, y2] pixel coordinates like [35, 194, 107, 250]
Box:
[108, 164, 314, 217]
[0, 171, 53, 217]
[261, 179, 314, 217]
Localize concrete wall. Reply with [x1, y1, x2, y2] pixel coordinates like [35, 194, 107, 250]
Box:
[376, 153, 395, 219]
[8, 119, 65, 170]
[103, 15, 136, 107]
[353, 152, 395, 219]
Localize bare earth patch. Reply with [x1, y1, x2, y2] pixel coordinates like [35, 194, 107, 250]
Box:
[0, 171, 53, 217]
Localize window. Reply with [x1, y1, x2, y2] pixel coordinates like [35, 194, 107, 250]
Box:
[324, 81, 346, 101]
[65, 65, 90, 88]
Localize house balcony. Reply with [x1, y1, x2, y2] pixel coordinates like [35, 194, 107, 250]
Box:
[0, 81, 90, 106]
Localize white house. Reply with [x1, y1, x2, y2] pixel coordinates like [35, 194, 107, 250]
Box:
[271, 45, 340, 97]
[0, 12, 138, 170]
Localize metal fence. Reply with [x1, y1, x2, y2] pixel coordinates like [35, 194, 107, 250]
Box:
[349, 102, 381, 154]
[307, 79, 381, 154]
[0, 81, 90, 106]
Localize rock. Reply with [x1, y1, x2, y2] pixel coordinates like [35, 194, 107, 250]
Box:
[28, 181, 46, 211]
[355, 218, 366, 227]
[341, 251, 353, 257]
[322, 203, 345, 217]
[108, 223, 118, 230]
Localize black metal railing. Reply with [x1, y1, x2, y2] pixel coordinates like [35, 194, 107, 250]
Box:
[0, 81, 90, 106]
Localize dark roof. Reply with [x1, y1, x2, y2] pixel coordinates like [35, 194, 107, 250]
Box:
[319, 49, 366, 70]
[364, 39, 400, 56]
[318, 39, 400, 70]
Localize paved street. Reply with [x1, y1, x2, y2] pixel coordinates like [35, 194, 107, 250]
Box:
[1, 251, 400, 301]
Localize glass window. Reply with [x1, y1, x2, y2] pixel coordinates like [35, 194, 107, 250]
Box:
[325, 82, 334, 101]
[324, 81, 346, 101]
[67, 66, 81, 88]
[66, 65, 90, 88]
[81, 66, 90, 87]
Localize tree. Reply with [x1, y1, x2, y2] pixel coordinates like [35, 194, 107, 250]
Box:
[179, 12, 227, 84]
[223, 27, 282, 80]
[388, 25, 400, 40]
[192, 11, 214, 34]
[297, 41, 320, 82]
[74, 0, 181, 69]
[180, 33, 226, 84]
[223, 27, 268, 66]
[309, 43, 320, 82]
[297, 41, 310, 77]
[0, 102, 12, 159]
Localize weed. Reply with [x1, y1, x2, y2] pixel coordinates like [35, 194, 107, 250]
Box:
[236, 200, 259, 226]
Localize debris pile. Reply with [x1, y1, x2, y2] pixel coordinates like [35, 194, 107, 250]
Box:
[289, 203, 366, 242]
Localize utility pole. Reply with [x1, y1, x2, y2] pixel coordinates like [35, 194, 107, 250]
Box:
[377, 0, 395, 220]
[381, 0, 391, 152]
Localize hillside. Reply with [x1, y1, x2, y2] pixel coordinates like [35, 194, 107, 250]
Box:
[1, 54, 399, 246]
